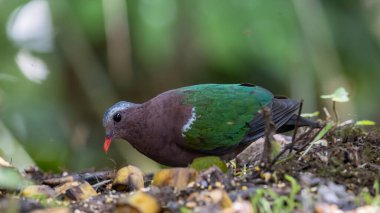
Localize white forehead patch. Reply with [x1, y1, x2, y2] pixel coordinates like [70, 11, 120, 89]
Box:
[103, 101, 135, 127]
[182, 107, 196, 137]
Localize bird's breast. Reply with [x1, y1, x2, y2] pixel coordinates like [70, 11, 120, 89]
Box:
[122, 92, 198, 166]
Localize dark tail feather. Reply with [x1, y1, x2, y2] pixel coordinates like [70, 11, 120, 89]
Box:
[277, 114, 321, 133]
[243, 99, 298, 143]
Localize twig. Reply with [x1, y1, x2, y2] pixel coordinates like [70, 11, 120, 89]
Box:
[81, 170, 116, 184]
[93, 179, 112, 190]
[43, 170, 116, 186]
[295, 133, 321, 155]
[298, 121, 334, 160]
[323, 107, 331, 119]
[289, 100, 304, 153]
[292, 127, 316, 148]
[269, 100, 304, 167]
[294, 124, 329, 156]
[332, 101, 339, 123]
[260, 107, 275, 165]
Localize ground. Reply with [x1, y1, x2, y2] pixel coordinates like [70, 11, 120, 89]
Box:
[1, 121, 380, 213]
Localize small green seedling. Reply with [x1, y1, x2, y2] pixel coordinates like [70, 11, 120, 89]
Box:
[321, 87, 349, 123]
[250, 175, 301, 213]
[286, 175, 300, 197]
[321, 87, 349, 102]
[180, 207, 192, 213]
[356, 180, 380, 206]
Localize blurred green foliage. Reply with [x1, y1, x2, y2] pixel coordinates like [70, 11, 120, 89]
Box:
[0, 0, 380, 171]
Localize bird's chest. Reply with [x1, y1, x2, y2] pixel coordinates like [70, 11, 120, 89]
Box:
[127, 115, 199, 166]
[125, 97, 194, 159]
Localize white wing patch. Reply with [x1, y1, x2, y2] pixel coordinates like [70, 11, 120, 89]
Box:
[181, 107, 196, 137]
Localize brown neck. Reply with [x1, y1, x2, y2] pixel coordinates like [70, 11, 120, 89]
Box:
[119, 105, 146, 147]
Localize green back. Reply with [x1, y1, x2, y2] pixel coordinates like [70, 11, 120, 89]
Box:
[179, 84, 273, 152]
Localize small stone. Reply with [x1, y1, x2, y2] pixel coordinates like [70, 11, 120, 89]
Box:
[208, 189, 233, 209]
[260, 172, 272, 182]
[215, 181, 223, 188]
[186, 201, 197, 208]
[254, 166, 260, 172]
[315, 203, 343, 213]
[277, 182, 286, 188]
[30, 207, 71, 213]
[222, 200, 253, 213]
[353, 206, 380, 213]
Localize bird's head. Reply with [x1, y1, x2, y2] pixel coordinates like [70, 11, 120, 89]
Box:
[102, 101, 136, 153]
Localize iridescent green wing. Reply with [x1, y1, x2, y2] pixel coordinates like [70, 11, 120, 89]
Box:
[179, 84, 273, 153]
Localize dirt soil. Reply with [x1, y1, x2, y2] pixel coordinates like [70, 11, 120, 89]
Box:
[1, 123, 380, 213]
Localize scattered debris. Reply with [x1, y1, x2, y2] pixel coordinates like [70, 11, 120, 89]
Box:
[1, 125, 380, 212]
[65, 181, 97, 201]
[116, 191, 160, 213]
[112, 165, 144, 192]
[22, 185, 56, 199]
[153, 168, 198, 190]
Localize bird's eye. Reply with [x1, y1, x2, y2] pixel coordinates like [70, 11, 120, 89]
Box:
[113, 113, 122, 122]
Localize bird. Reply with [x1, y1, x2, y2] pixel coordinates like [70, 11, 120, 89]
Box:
[102, 83, 319, 166]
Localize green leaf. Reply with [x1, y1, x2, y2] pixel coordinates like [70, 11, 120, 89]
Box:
[270, 140, 282, 161]
[321, 87, 350, 102]
[0, 167, 33, 190]
[301, 111, 320, 118]
[355, 120, 376, 126]
[301, 111, 319, 118]
[285, 175, 301, 200]
[250, 188, 265, 208]
[180, 207, 192, 213]
[190, 156, 227, 172]
[375, 180, 379, 196]
[0, 120, 35, 171]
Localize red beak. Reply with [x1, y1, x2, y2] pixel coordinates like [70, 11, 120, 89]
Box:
[104, 136, 112, 153]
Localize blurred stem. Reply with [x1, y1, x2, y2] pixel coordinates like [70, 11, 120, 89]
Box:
[55, 1, 118, 117]
[292, 0, 354, 119]
[333, 101, 338, 123]
[102, 0, 133, 89]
